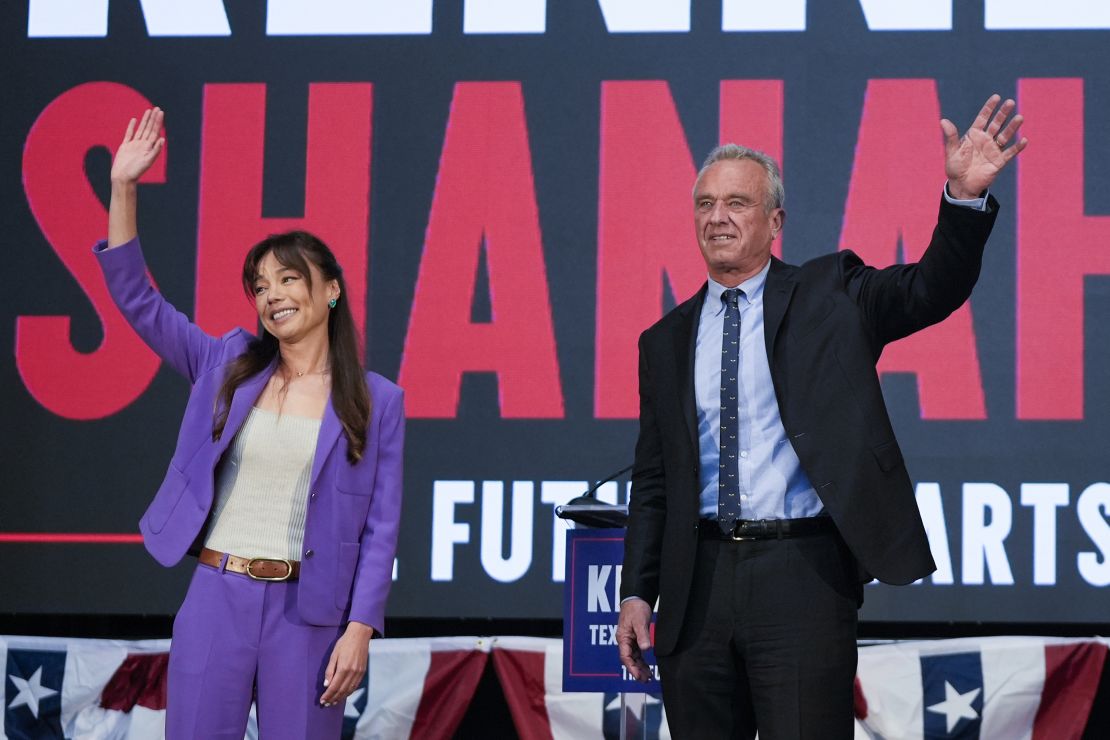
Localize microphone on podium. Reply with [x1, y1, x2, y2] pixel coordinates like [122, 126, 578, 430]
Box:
[555, 464, 633, 528]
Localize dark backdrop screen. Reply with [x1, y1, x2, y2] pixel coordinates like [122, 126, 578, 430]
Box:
[3, 1, 1109, 623]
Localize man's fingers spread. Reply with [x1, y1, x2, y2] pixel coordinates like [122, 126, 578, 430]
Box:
[986, 100, 1011, 133]
[971, 94, 999, 130]
[997, 114, 1023, 143]
[939, 119, 961, 151]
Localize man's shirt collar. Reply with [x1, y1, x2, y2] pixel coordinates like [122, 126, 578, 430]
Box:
[706, 258, 771, 315]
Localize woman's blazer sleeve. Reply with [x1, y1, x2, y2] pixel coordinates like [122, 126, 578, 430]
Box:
[347, 384, 405, 633]
[94, 237, 246, 382]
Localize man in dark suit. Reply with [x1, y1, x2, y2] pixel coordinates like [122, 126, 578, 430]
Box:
[616, 95, 1027, 738]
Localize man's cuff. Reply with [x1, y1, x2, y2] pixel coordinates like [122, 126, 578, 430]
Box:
[943, 182, 989, 212]
[621, 596, 648, 606]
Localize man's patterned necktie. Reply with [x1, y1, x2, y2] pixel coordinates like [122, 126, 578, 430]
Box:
[718, 288, 743, 532]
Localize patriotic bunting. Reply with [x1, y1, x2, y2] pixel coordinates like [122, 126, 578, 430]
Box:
[855, 637, 1107, 739]
[2, 635, 1105, 738]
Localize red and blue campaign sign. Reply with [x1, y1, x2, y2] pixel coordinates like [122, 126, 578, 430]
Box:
[562, 528, 661, 694]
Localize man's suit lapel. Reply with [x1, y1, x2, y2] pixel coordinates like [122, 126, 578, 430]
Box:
[673, 284, 707, 454]
[763, 257, 797, 369]
[670, 262, 793, 453]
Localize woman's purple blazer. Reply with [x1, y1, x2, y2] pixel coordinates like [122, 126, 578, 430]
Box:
[95, 238, 404, 631]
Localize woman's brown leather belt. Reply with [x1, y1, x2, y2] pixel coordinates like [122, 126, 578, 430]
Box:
[198, 547, 300, 581]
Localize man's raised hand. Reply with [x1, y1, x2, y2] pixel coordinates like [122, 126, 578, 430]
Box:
[941, 94, 1028, 200]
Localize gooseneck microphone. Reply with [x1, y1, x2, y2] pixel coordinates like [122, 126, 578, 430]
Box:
[555, 463, 633, 528]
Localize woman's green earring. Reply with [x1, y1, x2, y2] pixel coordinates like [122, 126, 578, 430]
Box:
[328, 297, 338, 309]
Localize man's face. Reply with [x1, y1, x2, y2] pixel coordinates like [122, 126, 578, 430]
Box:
[693, 159, 783, 283]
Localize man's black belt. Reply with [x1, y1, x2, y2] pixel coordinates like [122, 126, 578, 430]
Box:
[698, 516, 836, 541]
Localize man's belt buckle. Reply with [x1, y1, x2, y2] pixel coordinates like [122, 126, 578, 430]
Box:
[246, 557, 294, 582]
[728, 522, 759, 541]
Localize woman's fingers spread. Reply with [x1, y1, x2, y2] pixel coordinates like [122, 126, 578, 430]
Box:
[137, 108, 152, 139]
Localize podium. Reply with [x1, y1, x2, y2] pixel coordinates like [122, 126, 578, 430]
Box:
[558, 505, 664, 739]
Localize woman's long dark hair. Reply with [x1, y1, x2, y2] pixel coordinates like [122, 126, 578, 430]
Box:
[212, 231, 371, 463]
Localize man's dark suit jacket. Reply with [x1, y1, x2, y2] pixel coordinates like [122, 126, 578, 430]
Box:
[621, 195, 999, 657]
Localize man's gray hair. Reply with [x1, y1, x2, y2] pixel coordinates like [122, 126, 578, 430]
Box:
[694, 144, 785, 212]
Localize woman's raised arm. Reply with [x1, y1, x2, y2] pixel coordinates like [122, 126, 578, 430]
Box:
[98, 107, 243, 381]
[107, 107, 164, 248]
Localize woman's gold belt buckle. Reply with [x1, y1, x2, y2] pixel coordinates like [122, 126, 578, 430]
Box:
[246, 557, 294, 581]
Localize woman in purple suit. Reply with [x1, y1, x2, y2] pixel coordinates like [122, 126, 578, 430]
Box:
[98, 108, 404, 738]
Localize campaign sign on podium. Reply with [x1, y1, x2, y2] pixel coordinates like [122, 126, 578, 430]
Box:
[562, 528, 661, 693]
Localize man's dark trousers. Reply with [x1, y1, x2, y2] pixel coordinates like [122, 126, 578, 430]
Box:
[657, 530, 861, 739]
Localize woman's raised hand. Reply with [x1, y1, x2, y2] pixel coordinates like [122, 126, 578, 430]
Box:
[111, 107, 164, 186]
[107, 107, 164, 247]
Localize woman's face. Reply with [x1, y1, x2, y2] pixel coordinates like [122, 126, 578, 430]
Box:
[251, 250, 339, 347]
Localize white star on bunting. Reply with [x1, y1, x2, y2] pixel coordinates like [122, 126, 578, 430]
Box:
[7, 666, 59, 719]
[926, 680, 981, 733]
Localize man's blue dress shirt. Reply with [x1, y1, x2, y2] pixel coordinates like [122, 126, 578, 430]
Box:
[694, 186, 987, 521]
[695, 264, 823, 520]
